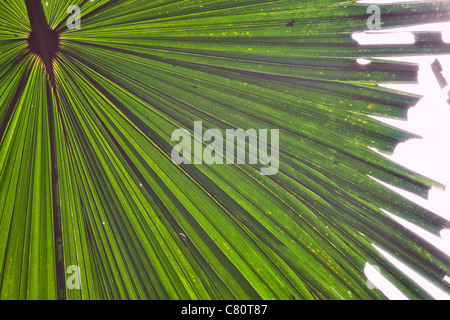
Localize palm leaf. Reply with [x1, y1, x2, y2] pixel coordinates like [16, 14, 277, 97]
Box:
[0, 0, 449, 300]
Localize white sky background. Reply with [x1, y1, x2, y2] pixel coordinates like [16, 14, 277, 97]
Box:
[354, 0, 450, 299]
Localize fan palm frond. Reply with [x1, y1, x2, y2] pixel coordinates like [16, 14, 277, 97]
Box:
[0, 0, 449, 300]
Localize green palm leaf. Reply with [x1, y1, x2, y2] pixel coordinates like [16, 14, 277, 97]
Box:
[0, 0, 449, 300]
